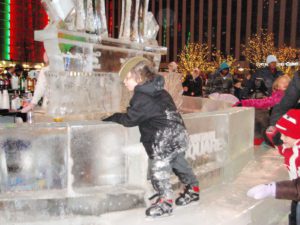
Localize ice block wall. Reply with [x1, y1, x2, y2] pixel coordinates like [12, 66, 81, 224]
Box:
[0, 103, 254, 195]
[0, 123, 68, 192]
[126, 106, 254, 189]
[0, 101, 254, 222]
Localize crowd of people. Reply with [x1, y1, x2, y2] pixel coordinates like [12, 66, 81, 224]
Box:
[180, 54, 284, 100]
[179, 55, 297, 145]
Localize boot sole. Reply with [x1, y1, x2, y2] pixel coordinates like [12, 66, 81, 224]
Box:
[175, 199, 200, 208]
[145, 213, 174, 220]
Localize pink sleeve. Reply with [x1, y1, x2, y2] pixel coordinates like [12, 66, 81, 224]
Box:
[241, 91, 284, 109]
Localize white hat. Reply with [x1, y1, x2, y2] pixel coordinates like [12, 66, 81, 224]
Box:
[266, 55, 278, 64]
[119, 56, 151, 80]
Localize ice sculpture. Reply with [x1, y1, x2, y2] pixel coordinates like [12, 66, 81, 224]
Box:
[35, 0, 166, 119]
[41, 0, 75, 23]
[119, 0, 156, 43]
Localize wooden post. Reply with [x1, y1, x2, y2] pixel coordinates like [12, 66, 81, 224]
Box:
[226, 0, 232, 55]
[235, 0, 242, 59]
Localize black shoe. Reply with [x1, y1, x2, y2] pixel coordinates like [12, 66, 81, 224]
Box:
[175, 185, 200, 206]
[146, 197, 173, 217]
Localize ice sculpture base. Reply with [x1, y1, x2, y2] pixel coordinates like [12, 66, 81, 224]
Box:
[0, 100, 262, 223]
[0, 185, 145, 223]
[0, 149, 290, 225]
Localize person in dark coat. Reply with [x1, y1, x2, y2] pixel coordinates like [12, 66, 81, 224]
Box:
[252, 55, 283, 96]
[240, 72, 255, 99]
[270, 70, 300, 126]
[182, 68, 203, 96]
[103, 57, 199, 218]
[206, 62, 233, 95]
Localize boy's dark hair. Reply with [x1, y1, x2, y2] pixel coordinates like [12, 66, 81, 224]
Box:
[130, 61, 157, 84]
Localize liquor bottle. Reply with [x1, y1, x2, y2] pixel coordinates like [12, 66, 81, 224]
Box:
[3, 76, 10, 90]
[20, 75, 27, 93]
[0, 75, 4, 91]
[10, 74, 19, 90]
[27, 77, 34, 92]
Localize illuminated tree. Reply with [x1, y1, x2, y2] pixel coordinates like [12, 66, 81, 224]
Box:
[178, 43, 210, 77]
[242, 31, 276, 67]
[211, 50, 237, 74]
[276, 45, 299, 75]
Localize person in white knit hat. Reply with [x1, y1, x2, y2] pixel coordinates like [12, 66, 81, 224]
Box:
[252, 54, 283, 96]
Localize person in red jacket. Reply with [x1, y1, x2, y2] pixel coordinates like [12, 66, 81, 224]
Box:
[248, 109, 300, 225]
[267, 109, 300, 180]
[233, 75, 290, 108]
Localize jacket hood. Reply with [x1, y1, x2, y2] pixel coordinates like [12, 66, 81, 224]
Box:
[135, 75, 165, 96]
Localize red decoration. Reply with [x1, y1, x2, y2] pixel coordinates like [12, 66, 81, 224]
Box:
[109, 0, 113, 37]
[10, 0, 48, 63]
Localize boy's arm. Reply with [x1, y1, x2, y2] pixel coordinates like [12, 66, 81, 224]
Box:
[103, 93, 151, 127]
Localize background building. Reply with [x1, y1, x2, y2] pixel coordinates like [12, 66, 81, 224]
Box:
[0, 0, 299, 64]
[105, 0, 300, 64]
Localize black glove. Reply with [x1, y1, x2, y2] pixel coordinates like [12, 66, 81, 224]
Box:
[266, 126, 283, 146]
[272, 131, 283, 146]
[233, 101, 242, 107]
[102, 117, 112, 121]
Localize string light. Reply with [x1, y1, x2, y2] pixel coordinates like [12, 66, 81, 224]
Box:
[242, 30, 276, 68]
[276, 45, 300, 75]
[178, 43, 237, 79]
[178, 43, 210, 79]
[243, 30, 300, 75]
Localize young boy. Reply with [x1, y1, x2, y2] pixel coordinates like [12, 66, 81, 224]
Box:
[103, 57, 199, 217]
[248, 109, 300, 225]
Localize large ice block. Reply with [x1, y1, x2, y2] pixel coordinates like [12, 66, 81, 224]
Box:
[69, 121, 127, 187]
[0, 123, 68, 193]
[45, 71, 123, 117]
[126, 106, 254, 189]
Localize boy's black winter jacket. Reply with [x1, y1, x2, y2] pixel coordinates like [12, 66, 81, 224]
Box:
[103, 75, 188, 159]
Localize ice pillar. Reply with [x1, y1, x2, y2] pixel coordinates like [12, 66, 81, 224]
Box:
[119, 0, 150, 42]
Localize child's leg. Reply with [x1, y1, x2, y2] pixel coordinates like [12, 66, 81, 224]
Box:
[289, 200, 297, 225]
[171, 152, 199, 206]
[171, 152, 199, 187]
[148, 157, 173, 200]
[146, 157, 174, 217]
[296, 201, 300, 225]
